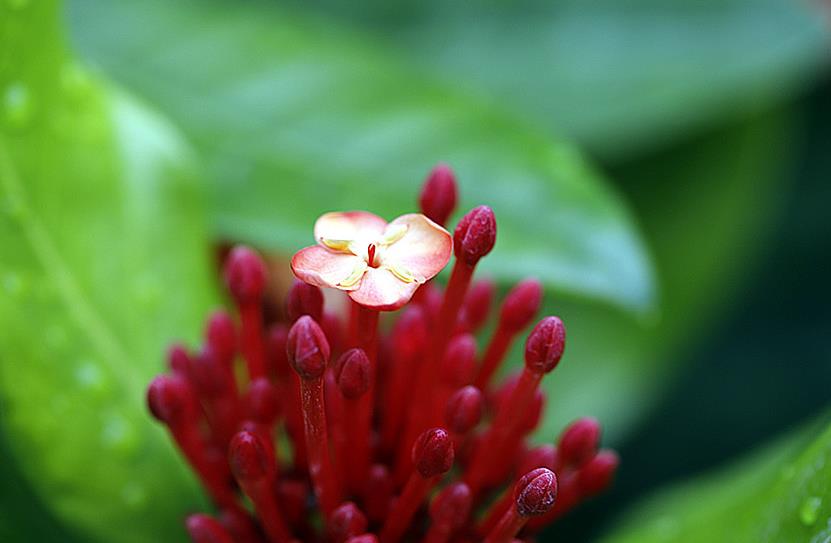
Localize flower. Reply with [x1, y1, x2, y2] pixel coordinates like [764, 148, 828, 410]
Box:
[148, 164, 619, 543]
[291, 211, 452, 311]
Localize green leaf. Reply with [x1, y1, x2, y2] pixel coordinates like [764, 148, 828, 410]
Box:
[0, 1, 214, 541]
[599, 415, 831, 543]
[532, 108, 792, 443]
[69, 0, 655, 314]
[286, 0, 831, 160]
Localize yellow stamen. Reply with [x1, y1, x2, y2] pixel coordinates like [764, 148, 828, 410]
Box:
[379, 223, 408, 246]
[320, 238, 352, 252]
[337, 263, 366, 288]
[387, 264, 416, 284]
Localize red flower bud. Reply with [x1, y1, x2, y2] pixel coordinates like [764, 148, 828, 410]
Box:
[453, 205, 496, 265]
[228, 430, 273, 484]
[334, 348, 371, 400]
[518, 444, 557, 476]
[412, 428, 455, 478]
[429, 482, 472, 530]
[578, 450, 619, 496]
[244, 378, 281, 424]
[286, 280, 324, 323]
[445, 386, 484, 434]
[559, 417, 601, 469]
[459, 278, 496, 332]
[147, 375, 197, 426]
[346, 536, 378, 543]
[204, 310, 236, 363]
[441, 334, 477, 387]
[419, 163, 458, 226]
[524, 316, 566, 374]
[329, 502, 368, 543]
[265, 323, 289, 379]
[514, 468, 558, 517]
[224, 245, 267, 304]
[500, 279, 543, 332]
[166, 343, 191, 375]
[287, 315, 330, 380]
[185, 514, 234, 543]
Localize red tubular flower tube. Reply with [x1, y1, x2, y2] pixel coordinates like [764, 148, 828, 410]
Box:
[380, 428, 455, 543]
[286, 280, 324, 323]
[365, 463, 395, 524]
[228, 431, 293, 543]
[457, 279, 496, 334]
[475, 278, 542, 390]
[334, 348, 372, 495]
[287, 315, 341, 516]
[423, 482, 472, 543]
[465, 317, 565, 495]
[483, 468, 557, 543]
[225, 246, 268, 380]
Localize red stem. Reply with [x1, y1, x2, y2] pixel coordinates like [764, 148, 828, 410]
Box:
[170, 424, 238, 511]
[474, 324, 513, 390]
[240, 301, 266, 380]
[379, 473, 434, 543]
[476, 486, 513, 536]
[300, 376, 341, 516]
[350, 304, 378, 492]
[238, 478, 293, 543]
[396, 261, 474, 480]
[483, 507, 527, 543]
[285, 373, 308, 470]
[465, 369, 542, 494]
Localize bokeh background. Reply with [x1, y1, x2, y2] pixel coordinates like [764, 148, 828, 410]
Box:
[1, 0, 829, 541]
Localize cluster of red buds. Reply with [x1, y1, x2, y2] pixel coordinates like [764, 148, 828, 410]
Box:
[147, 164, 619, 543]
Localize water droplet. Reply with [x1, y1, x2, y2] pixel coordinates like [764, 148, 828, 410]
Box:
[2, 272, 26, 297]
[75, 361, 108, 397]
[6, 0, 30, 11]
[800, 496, 822, 526]
[121, 482, 147, 508]
[3, 83, 33, 128]
[101, 412, 138, 456]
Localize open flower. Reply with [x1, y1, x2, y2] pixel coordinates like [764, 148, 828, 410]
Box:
[291, 211, 452, 310]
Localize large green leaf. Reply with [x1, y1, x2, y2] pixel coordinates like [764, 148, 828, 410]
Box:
[531, 108, 791, 444]
[69, 0, 655, 314]
[288, 0, 830, 160]
[0, 1, 214, 541]
[600, 415, 831, 543]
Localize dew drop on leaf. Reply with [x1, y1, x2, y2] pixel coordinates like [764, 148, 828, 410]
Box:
[3, 83, 33, 128]
[75, 361, 109, 399]
[100, 412, 138, 456]
[800, 496, 822, 526]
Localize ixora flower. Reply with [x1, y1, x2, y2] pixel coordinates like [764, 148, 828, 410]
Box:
[291, 211, 452, 311]
[148, 164, 619, 543]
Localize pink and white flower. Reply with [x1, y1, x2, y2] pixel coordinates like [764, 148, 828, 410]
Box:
[291, 211, 452, 310]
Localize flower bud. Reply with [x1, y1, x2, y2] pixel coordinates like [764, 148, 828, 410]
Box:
[419, 163, 458, 226]
[429, 482, 472, 530]
[286, 280, 324, 323]
[266, 323, 290, 379]
[518, 444, 557, 476]
[334, 348, 371, 400]
[147, 375, 197, 426]
[559, 417, 601, 469]
[453, 206, 496, 265]
[186, 514, 234, 543]
[228, 430, 272, 484]
[578, 450, 619, 496]
[459, 278, 495, 332]
[500, 279, 543, 332]
[166, 343, 191, 375]
[444, 386, 484, 434]
[524, 316, 566, 374]
[204, 310, 236, 363]
[346, 536, 378, 543]
[329, 502, 368, 543]
[287, 315, 330, 380]
[392, 306, 429, 362]
[412, 428, 455, 478]
[244, 378, 281, 424]
[514, 468, 558, 517]
[441, 334, 477, 387]
[224, 245, 267, 304]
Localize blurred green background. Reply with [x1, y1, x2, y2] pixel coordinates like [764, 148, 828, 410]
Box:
[1, 0, 829, 541]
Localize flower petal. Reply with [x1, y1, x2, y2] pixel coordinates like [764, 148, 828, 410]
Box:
[348, 267, 420, 311]
[314, 211, 387, 250]
[381, 213, 453, 282]
[291, 245, 368, 291]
